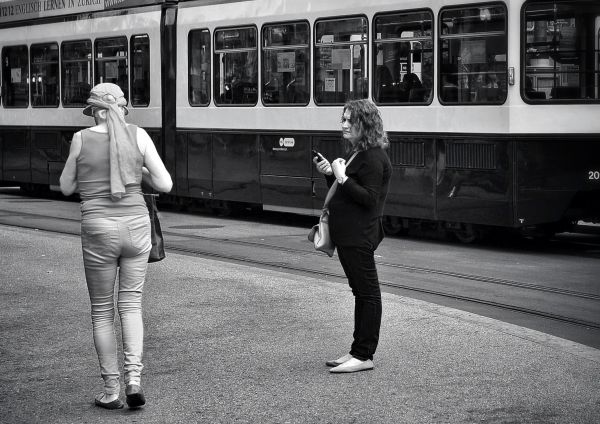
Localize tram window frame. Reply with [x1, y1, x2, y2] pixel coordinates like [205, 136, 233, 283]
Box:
[372, 9, 434, 105]
[314, 15, 369, 105]
[213, 26, 258, 107]
[261, 20, 310, 106]
[130, 34, 150, 108]
[94, 36, 129, 101]
[61, 39, 92, 108]
[30, 42, 59, 108]
[438, 3, 508, 105]
[1, 45, 29, 108]
[522, 0, 600, 103]
[188, 28, 211, 107]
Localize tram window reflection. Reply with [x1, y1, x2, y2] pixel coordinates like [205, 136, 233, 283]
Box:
[262, 21, 310, 106]
[373, 10, 433, 105]
[94, 36, 129, 101]
[61, 40, 92, 107]
[1, 45, 29, 108]
[314, 17, 368, 105]
[214, 27, 258, 106]
[30, 43, 59, 108]
[188, 29, 211, 106]
[523, 1, 600, 103]
[130, 34, 150, 107]
[439, 3, 507, 105]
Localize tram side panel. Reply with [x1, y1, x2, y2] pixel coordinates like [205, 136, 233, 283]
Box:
[516, 137, 600, 227]
[436, 138, 514, 228]
[48, 130, 76, 189]
[31, 130, 59, 185]
[212, 133, 260, 204]
[384, 135, 436, 222]
[1, 129, 29, 186]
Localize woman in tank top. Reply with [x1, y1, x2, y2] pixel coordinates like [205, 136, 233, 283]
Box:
[60, 83, 172, 409]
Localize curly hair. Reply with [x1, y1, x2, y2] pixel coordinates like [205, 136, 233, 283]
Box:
[341, 99, 389, 152]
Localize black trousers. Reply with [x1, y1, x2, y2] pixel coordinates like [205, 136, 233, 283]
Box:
[336, 245, 382, 361]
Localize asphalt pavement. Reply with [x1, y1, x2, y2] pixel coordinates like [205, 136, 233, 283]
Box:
[1, 224, 599, 424]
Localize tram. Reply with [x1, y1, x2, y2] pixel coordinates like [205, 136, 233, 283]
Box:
[1, 0, 599, 242]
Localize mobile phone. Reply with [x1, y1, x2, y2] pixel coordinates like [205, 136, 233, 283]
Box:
[312, 149, 324, 162]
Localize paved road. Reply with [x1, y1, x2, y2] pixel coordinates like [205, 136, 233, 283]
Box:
[1, 224, 599, 423]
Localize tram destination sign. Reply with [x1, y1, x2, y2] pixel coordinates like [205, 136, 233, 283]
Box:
[0, 0, 161, 24]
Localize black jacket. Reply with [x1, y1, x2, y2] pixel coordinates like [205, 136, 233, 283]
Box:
[326, 146, 392, 249]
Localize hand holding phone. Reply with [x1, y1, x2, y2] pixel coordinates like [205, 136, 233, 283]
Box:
[312, 150, 333, 175]
[312, 149, 324, 163]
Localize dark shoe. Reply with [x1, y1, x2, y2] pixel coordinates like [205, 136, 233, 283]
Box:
[326, 353, 353, 367]
[94, 393, 124, 410]
[126, 384, 146, 408]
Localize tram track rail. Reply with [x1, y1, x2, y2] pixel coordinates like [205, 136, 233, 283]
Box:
[2, 206, 600, 335]
[162, 229, 600, 300]
[166, 243, 600, 331]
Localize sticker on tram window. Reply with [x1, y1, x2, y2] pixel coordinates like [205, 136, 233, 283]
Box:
[324, 78, 336, 92]
[11, 68, 21, 82]
[588, 171, 600, 180]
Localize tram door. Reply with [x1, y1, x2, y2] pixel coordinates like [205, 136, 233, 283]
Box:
[260, 135, 313, 215]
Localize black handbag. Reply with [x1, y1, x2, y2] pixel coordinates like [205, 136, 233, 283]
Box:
[144, 193, 166, 263]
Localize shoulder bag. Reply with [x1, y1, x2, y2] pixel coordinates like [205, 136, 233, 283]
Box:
[144, 193, 166, 263]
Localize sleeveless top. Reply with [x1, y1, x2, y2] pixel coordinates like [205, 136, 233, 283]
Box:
[76, 126, 147, 218]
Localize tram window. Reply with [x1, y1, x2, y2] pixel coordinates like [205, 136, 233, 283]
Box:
[30, 43, 59, 107]
[61, 40, 92, 107]
[373, 10, 433, 105]
[188, 29, 211, 106]
[523, 1, 600, 103]
[314, 16, 368, 105]
[131, 35, 150, 107]
[1, 45, 29, 108]
[439, 3, 507, 104]
[94, 37, 128, 101]
[261, 21, 310, 106]
[214, 27, 258, 106]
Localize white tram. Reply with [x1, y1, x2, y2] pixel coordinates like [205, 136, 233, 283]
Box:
[1, 0, 599, 241]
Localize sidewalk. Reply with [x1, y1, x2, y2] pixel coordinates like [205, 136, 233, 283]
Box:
[1, 224, 599, 424]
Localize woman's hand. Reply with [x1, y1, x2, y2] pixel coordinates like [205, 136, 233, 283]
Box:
[313, 156, 333, 175]
[331, 158, 347, 182]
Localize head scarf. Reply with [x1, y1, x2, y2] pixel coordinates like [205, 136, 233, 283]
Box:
[84, 83, 137, 201]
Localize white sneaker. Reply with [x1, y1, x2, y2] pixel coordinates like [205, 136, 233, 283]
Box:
[330, 358, 374, 373]
[325, 353, 353, 367]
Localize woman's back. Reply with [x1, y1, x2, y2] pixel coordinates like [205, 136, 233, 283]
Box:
[77, 126, 146, 218]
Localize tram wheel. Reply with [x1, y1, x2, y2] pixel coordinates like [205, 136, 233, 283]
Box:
[382, 216, 406, 236]
[452, 223, 480, 244]
[526, 223, 558, 241]
[212, 200, 233, 217]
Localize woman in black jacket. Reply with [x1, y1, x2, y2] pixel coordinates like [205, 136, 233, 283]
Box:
[313, 99, 392, 373]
